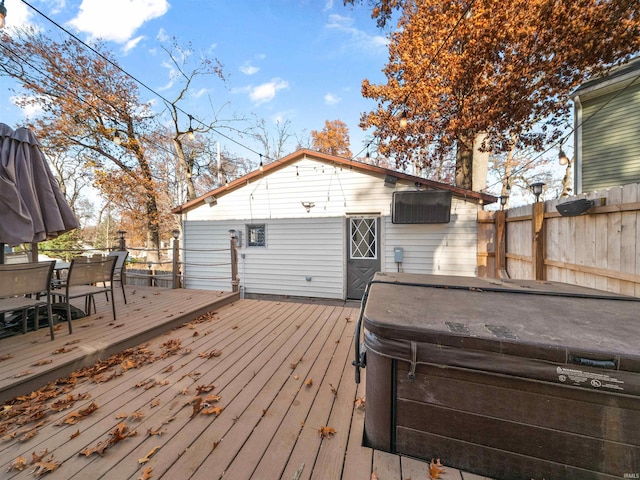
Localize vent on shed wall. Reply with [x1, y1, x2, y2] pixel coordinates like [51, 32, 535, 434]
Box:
[392, 191, 452, 224]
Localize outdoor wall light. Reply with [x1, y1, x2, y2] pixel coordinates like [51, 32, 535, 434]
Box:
[301, 201, 315, 213]
[172, 229, 180, 240]
[530, 181, 545, 203]
[0, 1, 7, 29]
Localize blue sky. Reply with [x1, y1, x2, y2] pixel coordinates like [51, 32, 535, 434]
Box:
[1, 0, 393, 161]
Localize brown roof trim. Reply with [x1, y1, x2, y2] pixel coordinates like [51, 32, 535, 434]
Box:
[172, 149, 497, 214]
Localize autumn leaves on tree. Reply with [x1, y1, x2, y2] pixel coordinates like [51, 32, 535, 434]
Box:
[346, 0, 640, 189]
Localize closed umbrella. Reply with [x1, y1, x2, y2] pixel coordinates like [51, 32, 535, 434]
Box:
[0, 123, 80, 261]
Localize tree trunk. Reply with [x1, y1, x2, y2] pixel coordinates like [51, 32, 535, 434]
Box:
[455, 136, 473, 190]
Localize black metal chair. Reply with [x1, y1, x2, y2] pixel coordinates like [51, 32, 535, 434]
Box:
[108, 251, 129, 304]
[54, 256, 117, 334]
[0, 261, 56, 340]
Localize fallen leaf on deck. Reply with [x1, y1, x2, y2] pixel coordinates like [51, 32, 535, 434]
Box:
[305, 378, 313, 387]
[32, 449, 49, 464]
[371, 473, 378, 480]
[162, 365, 173, 373]
[429, 458, 446, 479]
[65, 339, 81, 345]
[196, 384, 216, 394]
[70, 429, 80, 439]
[14, 370, 33, 378]
[329, 384, 338, 396]
[138, 466, 153, 479]
[190, 397, 202, 418]
[203, 394, 221, 403]
[138, 446, 161, 464]
[318, 426, 336, 438]
[129, 411, 145, 421]
[31, 359, 53, 367]
[201, 406, 223, 416]
[56, 402, 99, 425]
[30, 457, 61, 477]
[354, 397, 366, 410]
[150, 399, 160, 408]
[7, 456, 27, 471]
[0, 354, 14, 362]
[53, 347, 77, 354]
[147, 427, 165, 436]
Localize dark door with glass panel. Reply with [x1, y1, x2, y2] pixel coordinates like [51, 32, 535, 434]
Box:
[346, 217, 380, 299]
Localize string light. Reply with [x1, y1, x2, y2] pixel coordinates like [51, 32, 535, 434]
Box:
[187, 115, 194, 140]
[113, 130, 122, 145]
[259, 154, 264, 172]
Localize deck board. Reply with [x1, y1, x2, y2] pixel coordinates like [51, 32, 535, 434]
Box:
[0, 291, 488, 480]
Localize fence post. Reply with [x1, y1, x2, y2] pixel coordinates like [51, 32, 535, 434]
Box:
[229, 230, 239, 293]
[495, 210, 507, 278]
[532, 202, 546, 280]
[172, 230, 180, 289]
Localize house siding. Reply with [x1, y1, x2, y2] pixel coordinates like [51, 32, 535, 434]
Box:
[384, 198, 478, 277]
[579, 79, 640, 192]
[179, 154, 483, 299]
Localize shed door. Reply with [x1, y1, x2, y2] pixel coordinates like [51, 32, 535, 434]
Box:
[347, 217, 380, 299]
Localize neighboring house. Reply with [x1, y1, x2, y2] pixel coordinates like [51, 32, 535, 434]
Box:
[172, 149, 496, 300]
[571, 57, 640, 193]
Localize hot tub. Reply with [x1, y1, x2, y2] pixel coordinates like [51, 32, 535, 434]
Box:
[355, 272, 640, 480]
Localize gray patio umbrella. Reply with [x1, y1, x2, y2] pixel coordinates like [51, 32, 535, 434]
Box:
[0, 123, 80, 261]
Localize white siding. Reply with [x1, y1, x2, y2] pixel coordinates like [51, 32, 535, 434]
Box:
[383, 197, 478, 277]
[184, 156, 396, 222]
[183, 217, 345, 299]
[179, 154, 482, 298]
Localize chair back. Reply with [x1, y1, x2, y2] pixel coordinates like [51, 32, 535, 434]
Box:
[108, 251, 129, 274]
[67, 257, 116, 287]
[0, 261, 55, 298]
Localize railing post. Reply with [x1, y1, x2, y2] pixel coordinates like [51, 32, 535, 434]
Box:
[495, 210, 507, 278]
[172, 230, 180, 289]
[229, 230, 239, 293]
[532, 201, 546, 280]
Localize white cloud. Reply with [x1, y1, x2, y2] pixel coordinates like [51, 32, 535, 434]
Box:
[156, 27, 169, 43]
[68, 0, 170, 44]
[324, 93, 341, 105]
[10, 95, 44, 119]
[249, 79, 289, 105]
[323, 0, 334, 11]
[192, 88, 208, 99]
[325, 14, 389, 53]
[240, 62, 259, 76]
[123, 36, 145, 54]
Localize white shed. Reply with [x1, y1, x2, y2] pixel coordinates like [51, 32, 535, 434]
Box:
[172, 149, 496, 300]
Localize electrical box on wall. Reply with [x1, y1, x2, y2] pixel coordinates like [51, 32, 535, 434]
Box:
[394, 247, 404, 263]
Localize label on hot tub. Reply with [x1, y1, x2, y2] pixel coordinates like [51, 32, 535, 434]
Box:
[556, 366, 624, 391]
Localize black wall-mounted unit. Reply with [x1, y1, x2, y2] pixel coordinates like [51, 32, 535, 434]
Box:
[392, 191, 452, 224]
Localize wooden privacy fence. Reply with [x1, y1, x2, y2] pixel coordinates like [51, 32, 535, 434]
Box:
[478, 182, 640, 297]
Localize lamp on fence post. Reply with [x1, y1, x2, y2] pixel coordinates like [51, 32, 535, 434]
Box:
[229, 229, 239, 293]
[531, 182, 545, 203]
[117, 230, 127, 251]
[499, 195, 509, 211]
[172, 229, 180, 289]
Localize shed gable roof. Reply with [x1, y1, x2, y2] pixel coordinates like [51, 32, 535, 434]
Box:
[172, 149, 497, 214]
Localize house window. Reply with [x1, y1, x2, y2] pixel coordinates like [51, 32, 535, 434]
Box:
[246, 224, 266, 247]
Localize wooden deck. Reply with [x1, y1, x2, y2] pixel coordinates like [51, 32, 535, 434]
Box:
[0, 287, 492, 480]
